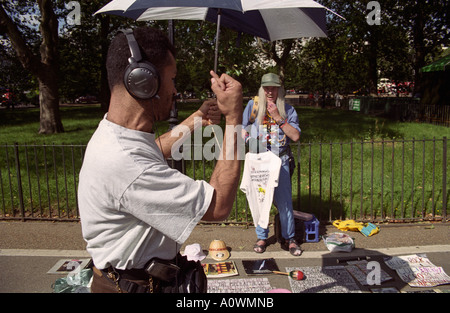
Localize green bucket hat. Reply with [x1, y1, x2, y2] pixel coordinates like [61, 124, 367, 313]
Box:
[261, 73, 281, 87]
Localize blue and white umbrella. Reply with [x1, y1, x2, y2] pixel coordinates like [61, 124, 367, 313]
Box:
[96, 0, 342, 71]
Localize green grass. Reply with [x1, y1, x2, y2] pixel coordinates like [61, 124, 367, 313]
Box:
[0, 104, 448, 222]
[296, 107, 448, 143]
[0, 105, 105, 144]
[1, 104, 448, 145]
[291, 138, 448, 221]
[289, 107, 449, 222]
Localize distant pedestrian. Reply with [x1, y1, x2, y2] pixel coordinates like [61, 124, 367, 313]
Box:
[314, 91, 319, 107]
[335, 91, 342, 107]
[308, 92, 313, 106]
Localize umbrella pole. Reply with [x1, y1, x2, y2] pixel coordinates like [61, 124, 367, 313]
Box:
[214, 9, 221, 73]
[211, 9, 223, 153]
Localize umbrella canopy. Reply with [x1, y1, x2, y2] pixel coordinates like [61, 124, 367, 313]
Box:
[96, 0, 342, 72]
[95, 0, 332, 41]
[420, 54, 450, 73]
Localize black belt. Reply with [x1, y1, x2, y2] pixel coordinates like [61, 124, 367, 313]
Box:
[97, 254, 182, 293]
[97, 266, 157, 293]
[102, 267, 149, 280]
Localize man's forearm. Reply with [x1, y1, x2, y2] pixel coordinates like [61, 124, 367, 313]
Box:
[156, 111, 203, 159]
[202, 115, 242, 221]
[280, 122, 300, 142]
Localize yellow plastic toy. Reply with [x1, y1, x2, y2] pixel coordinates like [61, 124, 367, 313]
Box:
[332, 220, 379, 237]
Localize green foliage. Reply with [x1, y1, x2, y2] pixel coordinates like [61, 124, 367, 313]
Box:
[2, 0, 448, 111]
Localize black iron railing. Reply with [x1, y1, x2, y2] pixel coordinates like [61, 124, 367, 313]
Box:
[0, 138, 448, 223]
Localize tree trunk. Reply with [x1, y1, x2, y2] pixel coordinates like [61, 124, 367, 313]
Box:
[37, 0, 63, 134]
[98, 14, 111, 112]
[367, 31, 379, 96]
[257, 39, 294, 85]
[37, 66, 63, 134]
[0, 1, 64, 134]
[412, 4, 425, 97]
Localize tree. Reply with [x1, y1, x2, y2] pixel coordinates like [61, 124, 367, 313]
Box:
[0, 0, 63, 134]
[0, 41, 36, 103]
[291, 1, 374, 95]
[294, 0, 426, 97]
[171, 20, 260, 96]
[58, 0, 131, 112]
[386, 0, 450, 96]
[256, 39, 296, 85]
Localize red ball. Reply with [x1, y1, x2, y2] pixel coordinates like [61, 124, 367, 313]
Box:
[293, 270, 304, 281]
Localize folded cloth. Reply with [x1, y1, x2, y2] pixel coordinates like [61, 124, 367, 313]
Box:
[183, 243, 206, 262]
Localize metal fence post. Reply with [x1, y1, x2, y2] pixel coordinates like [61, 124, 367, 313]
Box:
[443, 137, 447, 222]
[13, 143, 25, 221]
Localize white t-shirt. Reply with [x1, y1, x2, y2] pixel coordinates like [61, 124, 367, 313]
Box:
[240, 151, 282, 229]
[78, 115, 214, 270]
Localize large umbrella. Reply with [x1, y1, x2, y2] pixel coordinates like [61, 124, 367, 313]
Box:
[95, 0, 341, 72]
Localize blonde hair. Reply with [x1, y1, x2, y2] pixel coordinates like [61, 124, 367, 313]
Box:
[256, 86, 286, 125]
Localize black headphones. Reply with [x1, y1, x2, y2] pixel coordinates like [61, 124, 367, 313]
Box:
[122, 29, 160, 100]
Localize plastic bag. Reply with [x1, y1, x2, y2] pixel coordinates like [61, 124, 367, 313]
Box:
[52, 268, 93, 293]
[323, 232, 355, 253]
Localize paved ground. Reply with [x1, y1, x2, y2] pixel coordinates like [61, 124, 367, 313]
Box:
[0, 220, 449, 293]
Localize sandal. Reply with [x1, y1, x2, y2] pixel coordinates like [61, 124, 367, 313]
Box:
[253, 239, 267, 253]
[288, 239, 302, 256]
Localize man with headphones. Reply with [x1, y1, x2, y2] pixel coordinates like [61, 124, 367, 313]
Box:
[78, 26, 243, 293]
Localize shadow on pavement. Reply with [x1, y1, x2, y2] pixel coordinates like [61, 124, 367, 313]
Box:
[285, 248, 450, 293]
